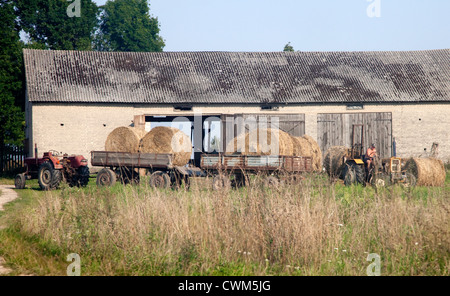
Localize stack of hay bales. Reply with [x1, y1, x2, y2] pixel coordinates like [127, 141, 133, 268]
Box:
[105, 126, 192, 166]
[323, 146, 351, 177]
[225, 128, 323, 172]
[140, 126, 192, 166]
[105, 126, 147, 153]
[405, 157, 446, 187]
[225, 128, 294, 156]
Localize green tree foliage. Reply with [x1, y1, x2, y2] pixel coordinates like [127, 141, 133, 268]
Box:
[16, 0, 99, 50]
[0, 0, 25, 146]
[97, 0, 165, 52]
[283, 42, 295, 52]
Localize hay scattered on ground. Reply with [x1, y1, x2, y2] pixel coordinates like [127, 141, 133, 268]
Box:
[225, 128, 294, 156]
[140, 126, 192, 166]
[324, 146, 351, 177]
[105, 127, 146, 153]
[405, 157, 446, 187]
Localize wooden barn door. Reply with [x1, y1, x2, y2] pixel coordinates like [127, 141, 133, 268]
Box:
[317, 112, 392, 158]
[221, 114, 305, 153]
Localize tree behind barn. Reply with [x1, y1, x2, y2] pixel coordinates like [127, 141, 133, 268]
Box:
[96, 0, 165, 52]
[16, 0, 99, 50]
[0, 0, 25, 153]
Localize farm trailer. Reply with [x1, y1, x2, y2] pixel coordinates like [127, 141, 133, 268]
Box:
[91, 151, 314, 190]
[200, 154, 314, 189]
[91, 151, 204, 189]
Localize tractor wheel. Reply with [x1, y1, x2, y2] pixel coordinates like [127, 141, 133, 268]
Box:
[38, 162, 61, 190]
[14, 173, 26, 189]
[371, 173, 391, 189]
[343, 164, 356, 186]
[212, 174, 231, 191]
[401, 172, 416, 188]
[77, 166, 90, 187]
[354, 165, 365, 185]
[96, 168, 116, 187]
[149, 171, 171, 189]
[52, 170, 63, 189]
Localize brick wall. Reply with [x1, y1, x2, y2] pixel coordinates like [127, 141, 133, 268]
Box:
[28, 103, 450, 169]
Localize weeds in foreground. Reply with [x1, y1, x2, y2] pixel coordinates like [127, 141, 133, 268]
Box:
[0, 175, 449, 276]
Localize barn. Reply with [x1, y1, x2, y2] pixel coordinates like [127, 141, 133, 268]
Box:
[23, 49, 450, 169]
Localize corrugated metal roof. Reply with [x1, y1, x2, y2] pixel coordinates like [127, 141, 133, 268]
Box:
[23, 49, 450, 104]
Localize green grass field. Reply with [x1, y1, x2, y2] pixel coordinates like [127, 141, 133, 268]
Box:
[0, 172, 449, 276]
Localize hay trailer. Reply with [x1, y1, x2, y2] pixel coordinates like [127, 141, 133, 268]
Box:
[200, 154, 313, 190]
[91, 151, 205, 188]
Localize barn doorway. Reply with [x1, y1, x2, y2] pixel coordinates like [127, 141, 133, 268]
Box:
[220, 114, 305, 152]
[144, 115, 222, 167]
[317, 112, 392, 158]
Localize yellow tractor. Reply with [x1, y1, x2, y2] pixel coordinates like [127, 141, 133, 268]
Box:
[341, 124, 366, 186]
[370, 156, 417, 188]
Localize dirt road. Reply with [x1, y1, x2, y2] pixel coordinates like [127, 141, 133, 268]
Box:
[0, 184, 19, 275]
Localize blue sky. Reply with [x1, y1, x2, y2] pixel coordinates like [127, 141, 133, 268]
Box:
[95, 0, 450, 52]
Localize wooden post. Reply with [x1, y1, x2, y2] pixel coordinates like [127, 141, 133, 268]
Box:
[133, 115, 146, 130]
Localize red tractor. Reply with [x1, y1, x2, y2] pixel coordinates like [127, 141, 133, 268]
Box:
[15, 150, 90, 190]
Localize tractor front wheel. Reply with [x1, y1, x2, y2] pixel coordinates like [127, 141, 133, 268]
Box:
[401, 172, 417, 188]
[14, 173, 26, 189]
[370, 173, 391, 189]
[38, 162, 61, 190]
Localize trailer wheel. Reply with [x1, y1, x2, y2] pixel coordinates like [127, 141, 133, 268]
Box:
[149, 171, 171, 189]
[264, 176, 280, 189]
[212, 175, 231, 191]
[38, 162, 61, 190]
[96, 168, 116, 187]
[14, 173, 26, 189]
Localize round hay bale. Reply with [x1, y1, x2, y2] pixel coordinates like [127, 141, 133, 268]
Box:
[105, 126, 146, 153]
[324, 146, 351, 177]
[298, 135, 323, 172]
[292, 137, 313, 157]
[140, 126, 192, 166]
[225, 133, 248, 155]
[225, 128, 294, 156]
[291, 135, 322, 172]
[405, 157, 446, 187]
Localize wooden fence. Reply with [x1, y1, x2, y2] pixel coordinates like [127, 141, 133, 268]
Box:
[0, 145, 25, 176]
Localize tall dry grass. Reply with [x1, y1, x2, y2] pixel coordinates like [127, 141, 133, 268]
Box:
[8, 174, 450, 275]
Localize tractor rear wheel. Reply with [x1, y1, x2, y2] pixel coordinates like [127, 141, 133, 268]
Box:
[343, 164, 356, 186]
[77, 166, 90, 187]
[96, 168, 116, 187]
[38, 162, 61, 190]
[70, 166, 90, 187]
